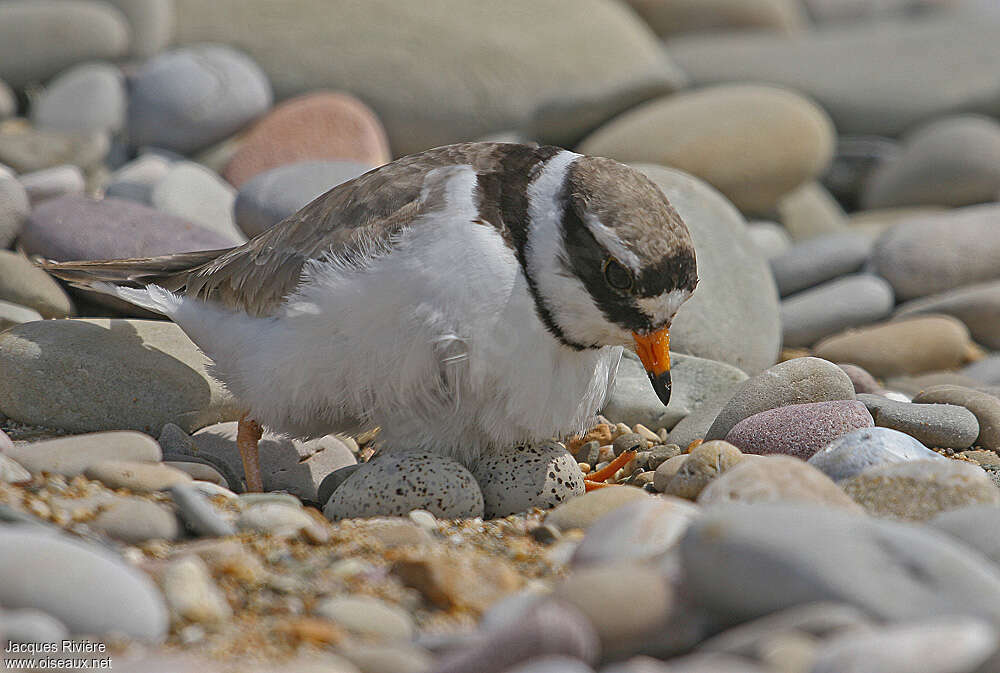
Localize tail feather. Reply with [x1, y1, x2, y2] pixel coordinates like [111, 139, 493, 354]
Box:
[39, 250, 230, 289]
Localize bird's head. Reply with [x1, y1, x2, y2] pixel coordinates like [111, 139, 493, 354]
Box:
[522, 152, 698, 406]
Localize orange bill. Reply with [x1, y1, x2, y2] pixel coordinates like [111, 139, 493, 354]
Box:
[633, 326, 672, 406]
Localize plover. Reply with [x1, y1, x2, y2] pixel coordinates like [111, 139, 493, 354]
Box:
[44, 143, 697, 492]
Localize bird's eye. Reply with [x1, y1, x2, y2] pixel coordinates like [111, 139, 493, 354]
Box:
[603, 257, 633, 291]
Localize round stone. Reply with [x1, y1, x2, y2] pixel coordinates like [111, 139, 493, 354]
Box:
[84, 459, 193, 493]
[857, 393, 981, 449]
[913, 385, 1000, 451]
[89, 496, 180, 544]
[314, 596, 414, 641]
[664, 440, 744, 499]
[770, 232, 873, 297]
[837, 363, 880, 394]
[5, 431, 161, 477]
[781, 274, 895, 348]
[104, 153, 172, 204]
[698, 455, 862, 510]
[571, 496, 700, 566]
[0, 300, 42, 330]
[19, 165, 86, 204]
[544, 486, 649, 532]
[149, 162, 245, 244]
[624, 0, 807, 37]
[776, 181, 847, 242]
[0, 173, 29, 248]
[160, 555, 232, 624]
[0, 126, 108, 173]
[808, 427, 947, 482]
[473, 442, 585, 519]
[104, 0, 175, 59]
[724, 400, 874, 460]
[237, 503, 315, 536]
[894, 280, 1000, 350]
[579, 85, 835, 214]
[746, 221, 792, 260]
[0, 251, 73, 318]
[31, 62, 125, 134]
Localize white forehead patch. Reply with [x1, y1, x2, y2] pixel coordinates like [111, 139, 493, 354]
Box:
[635, 288, 693, 327]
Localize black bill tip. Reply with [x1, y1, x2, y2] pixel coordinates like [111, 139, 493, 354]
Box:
[647, 370, 671, 406]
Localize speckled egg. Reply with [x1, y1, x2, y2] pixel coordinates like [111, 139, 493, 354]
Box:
[323, 450, 484, 520]
[473, 442, 585, 519]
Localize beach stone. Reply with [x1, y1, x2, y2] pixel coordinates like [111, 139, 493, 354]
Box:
[895, 281, 1000, 350]
[160, 555, 232, 624]
[223, 92, 389, 187]
[5, 431, 161, 477]
[150, 162, 245, 244]
[0, 453, 31, 483]
[104, 153, 173, 204]
[636, 165, 780, 373]
[0, 1, 130, 88]
[0, 300, 42, 329]
[0, 608, 69, 647]
[0, 172, 29, 247]
[19, 165, 86, 204]
[842, 459, 1000, 520]
[31, 62, 125, 135]
[174, 0, 681, 157]
[667, 14, 1000, 137]
[169, 483, 235, 537]
[315, 596, 414, 641]
[929, 505, 1000, 567]
[870, 204, 1000, 301]
[0, 79, 14, 120]
[337, 642, 433, 673]
[188, 422, 356, 499]
[0, 126, 108, 173]
[781, 274, 894, 348]
[823, 135, 900, 211]
[317, 465, 361, 506]
[324, 451, 483, 520]
[706, 357, 855, 441]
[808, 427, 947, 482]
[914, 385, 1000, 451]
[234, 160, 370, 237]
[473, 442, 585, 519]
[837, 363, 880, 395]
[129, 44, 273, 154]
[572, 496, 700, 566]
[392, 550, 521, 613]
[581, 85, 834, 214]
[814, 316, 973, 378]
[0, 251, 72, 317]
[602, 351, 748, 431]
[164, 460, 227, 486]
[769, 232, 872, 297]
[724, 401, 873, 460]
[964, 355, 1000, 386]
[857, 393, 981, 449]
[623, 0, 807, 36]
[84, 460, 192, 493]
[502, 657, 593, 673]
[884, 372, 987, 397]
[21, 195, 235, 262]
[776, 181, 847, 242]
[863, 115, 1000, 209]
[745, 221, 791, 260]
[0, 319, 239, 434]
[814, 618, 998, 673]
[664, 440, 744, 499]
[0, 527, 168, 639]
[90, 496, 180, 544]
[545, 486, 649, 532]
[698, 455, 862, 511]
[653, 454, 691, 491]
[680, 502, 1000, 625]
[105, 0, 175, 58]
[237, 503, 315, 537]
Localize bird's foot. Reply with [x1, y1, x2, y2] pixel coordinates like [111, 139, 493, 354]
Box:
[583, 449, 637, 491]
[237, 413, 264, 492]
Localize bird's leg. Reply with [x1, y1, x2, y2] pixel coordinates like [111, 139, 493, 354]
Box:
[583, 449, 637, 491]
[237, 413, 264, 493]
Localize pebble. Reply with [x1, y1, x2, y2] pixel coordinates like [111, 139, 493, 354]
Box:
[317, 465, 361, 506]
[169, 483, 236, 537]
[392, 551, 521, 612]
[706, 357, 855, 441]
[571, 496, 700, 566]
[0, 0, 129, 88]
[823, 135, 900, 210]
[780, 274, 894, 348]
[725, 400, 874, 460]
[857, 393, 980, 449]
[814, 315, 974, 378]
[233, 160, 371, 237]
[862, 114, 1000, 209]
[775, 181, 847, 241]
[223, 92, 389, 187]
[544, 486, 650, 532]
[809, 618, 998, 673]
[21, 195, 235, 262]
[336, 642, 433, 673]
[473, 442, 585, 519]
[165, 460, 228, 487]
[666, 390, 734, 449]
[31, 62, 126, 135]
[663, 440, 744, 499]
[0, 453, 31, 483]
[84, 459, 192, 493]
[769, 232, 872, 297]
[160, 555, 233, 624]
[894, 280, 1000, 350]
[361, 518, 433, 548]
[653, 455, 691, 492]
[745, 221, 791, 260]
[841, 459, 1000, 520]
[624, 0, 807, 37]
[0, 172, 30, 247]
[19, 164, 86, 204]
[324, 451, 484, 520]
[5, 431, 160, 477]
[808, 427, 947, 482]
[837, 363, 880, 395]
[580, 85, 834, 214]
[149, 162, 246, 244]
[697, 455, 863, 511]
[914, 385, 1000, 450]
[314, 596, 415, 641]
[0, 299, 43, 329]
[189, 422, 356, 499]
[104, 0, 174, 58]
[0, 608, 69, 647]
[636, 165, 780, 373]
[0, 319, 239, 434]
[680, 502, 1000, 625]
[870, 204, 1000, 301]
[0, 79, 14, 119]
[104, 153, 173, 203]
[0, 527, 168, 639]
[90, 496, 180, 544]
[129, 44, 273, 154]
[501, 657, 594, 673]
[237, 503, 316, 537]
[603, 351, 748, 431]
[0, 125, 109, 173]
[963, 355, 1000, 386]
[884, 371, 986, 398]
[0, 250, 74, 318]
[929, 505, 1000, 567]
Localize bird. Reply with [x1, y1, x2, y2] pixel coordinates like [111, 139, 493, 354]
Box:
[43, 142, 698, 493]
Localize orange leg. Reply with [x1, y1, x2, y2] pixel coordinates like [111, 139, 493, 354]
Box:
[237, 414, 264, 493]
[582, 449, 637, 490]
